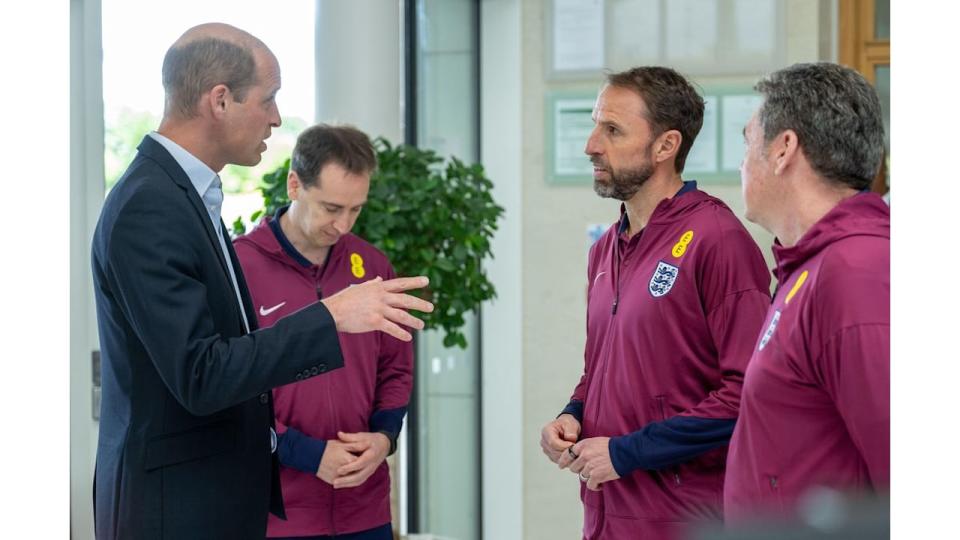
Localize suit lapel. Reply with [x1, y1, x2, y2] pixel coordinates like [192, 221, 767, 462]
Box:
[137, 136, 253, 334]
[136, 136, 232, 280]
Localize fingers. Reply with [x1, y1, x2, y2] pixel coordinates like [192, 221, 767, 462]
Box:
[387, 292, 435, 314]
[542, 422, 574, 451]
[337, 431, 370, 447]
[337, 453, 374, 476]
[569, 452, 586, 474]
[334, 466, 375, 489]
[541, 430, 561, 451]
[378, 320, 413, 342]
[381, 276, 430, 294]
[540, 437, 565, 464]
[557, 445, 579, 469]
[339, 441, 367, 454]
[383, 306, 426, 331]
[587, 475, 602, 491]
[558, 416, 581, 442]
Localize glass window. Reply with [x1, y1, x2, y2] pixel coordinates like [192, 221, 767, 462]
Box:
[875, 0, 890, 40]
[410, 1, 481, 539]
[101, 0, 315, 230]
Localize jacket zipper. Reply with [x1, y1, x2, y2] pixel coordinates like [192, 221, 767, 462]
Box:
[594, 229, 645, 428]
[612, 234, 622, 315]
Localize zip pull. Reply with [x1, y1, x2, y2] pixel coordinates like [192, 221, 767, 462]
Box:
[315, 286, 323, 300]
[611, 295, 619, 314]
[674, 473, 681, 485]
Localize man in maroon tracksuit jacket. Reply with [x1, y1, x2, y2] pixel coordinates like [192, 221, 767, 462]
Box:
[540, 67, 771, 539]
[724, 63, 890, 525]
[235, 124, 412, 540]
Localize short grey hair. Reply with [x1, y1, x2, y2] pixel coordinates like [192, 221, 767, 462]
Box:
[161, 37, 258, 119]
[754, 62, 885, 190]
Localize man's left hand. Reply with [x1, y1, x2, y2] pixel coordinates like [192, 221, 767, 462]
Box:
[568, 437, 620, 491]
[333, 431, 391, 489]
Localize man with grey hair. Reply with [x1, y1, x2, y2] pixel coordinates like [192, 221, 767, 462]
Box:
[91, 23, 432, 539]
[724, 62, 890, 524]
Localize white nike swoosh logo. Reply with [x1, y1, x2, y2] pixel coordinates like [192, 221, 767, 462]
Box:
[594, 271, 607, 285]
[259, 302, 286, 316]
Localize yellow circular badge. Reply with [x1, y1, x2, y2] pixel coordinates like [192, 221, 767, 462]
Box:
[350, 253, 366, 278]
[671, 230, 695, 258]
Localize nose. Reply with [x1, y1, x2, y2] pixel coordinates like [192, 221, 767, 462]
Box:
[333, 214, 350, 234]
[584, 127, 602, 157]
[269, 101, 281, 128]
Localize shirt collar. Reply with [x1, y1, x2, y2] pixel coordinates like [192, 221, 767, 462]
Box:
[617, 180, 698, 235]
[148, 131, 219, 199]
[269, 206, 315, 269]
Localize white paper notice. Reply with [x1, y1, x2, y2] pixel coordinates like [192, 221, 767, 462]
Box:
[554, 0, 605, 71]
[555, 98, 596, 176]
[721, 95, 764, 171]
[684, 95, 718, 174]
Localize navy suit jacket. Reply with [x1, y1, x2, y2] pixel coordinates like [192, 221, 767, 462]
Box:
[91, 135, 345, 539]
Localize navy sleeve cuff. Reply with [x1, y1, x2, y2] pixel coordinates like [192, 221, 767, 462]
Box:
[608, 416, 736, 477]
[559, 400, 584, 423]
[277, 427, 327, 475]
[370, 407, 407, 455]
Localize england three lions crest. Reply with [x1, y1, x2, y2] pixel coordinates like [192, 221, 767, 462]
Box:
[649, 261, 679, 298]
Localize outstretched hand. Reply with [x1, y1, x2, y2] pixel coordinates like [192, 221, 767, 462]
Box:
[321, 276, 434, 341]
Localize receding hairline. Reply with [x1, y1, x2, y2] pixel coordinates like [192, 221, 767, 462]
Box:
[171, 22, 270, 56]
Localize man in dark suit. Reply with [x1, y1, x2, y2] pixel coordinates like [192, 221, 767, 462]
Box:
[91, 23, 432, 539]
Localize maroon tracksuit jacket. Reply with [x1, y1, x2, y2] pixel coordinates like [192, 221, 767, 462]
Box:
[569, 182, 771, 539]
[724, 193, 890, 524]
[234, 211, 412, 537]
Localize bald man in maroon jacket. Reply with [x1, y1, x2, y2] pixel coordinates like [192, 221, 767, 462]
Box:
[725, 62, 890, 525]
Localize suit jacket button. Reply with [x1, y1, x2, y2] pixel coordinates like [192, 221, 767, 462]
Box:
[310, 366, 319, 376]
[259, 392, 269, 404]
[318, 363, 327, 373]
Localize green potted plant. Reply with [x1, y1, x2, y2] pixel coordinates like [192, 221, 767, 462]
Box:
[232, 138, 504, 348]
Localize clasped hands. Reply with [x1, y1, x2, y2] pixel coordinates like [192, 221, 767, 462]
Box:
[540, 414, 620, 491]
[316, 431, 391, 489]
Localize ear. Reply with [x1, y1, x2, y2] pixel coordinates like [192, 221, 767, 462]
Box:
[771, 129, 800, 176]
[287, 170, 301, 201]
[653, 129, 682, 166]
[206, 84, 231, 119]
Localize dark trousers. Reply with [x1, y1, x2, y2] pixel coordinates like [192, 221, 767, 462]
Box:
[268, 523, 393, 540]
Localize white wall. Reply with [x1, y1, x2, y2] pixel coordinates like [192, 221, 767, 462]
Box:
[480, 3, 525, 539]
[315, 0, 402, 141]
